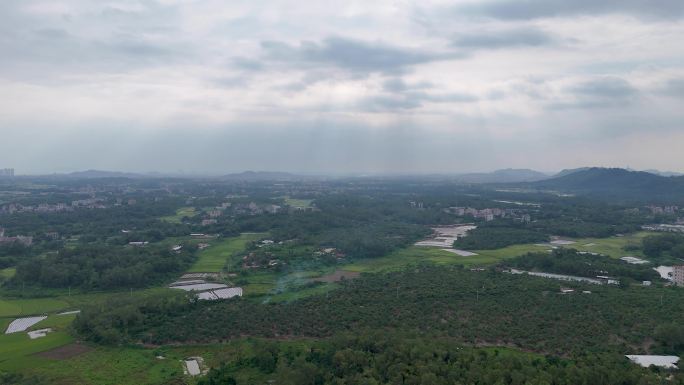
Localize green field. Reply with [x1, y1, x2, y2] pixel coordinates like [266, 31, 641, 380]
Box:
[343, 247, 490, 273]
[0, 314, 77, 371]
[0, 297, 70, 318]
[283, 197, 313, 209]
[341, 232, 651, 274]
[33, 346, 184, 385]
[472, 243, 552, 262]
[160, 207, 197, 223]
[0, 267, 16, 280]
[567, 232, 650, 258]
[31, 338, 315, 385]
[188, 233, 266, 272]
[0, 331, 74, 371]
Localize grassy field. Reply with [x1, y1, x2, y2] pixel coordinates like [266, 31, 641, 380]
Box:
[0, 267, 16, 280]
[0, 331, 75, 371]
[342, 247, 491, 273]
[188, 233, 266, 272]
[0, 297, 70, 318]
[283, 197, 313, 209]
[341, 232, 650, 274]
[33, 346, 184, 385]
[472, 244, 552, 262]
[567, 232, 649, 258]
[31, 338, 316, 385]
[0, 309, 77, 373]
[160, 207, 197, 223]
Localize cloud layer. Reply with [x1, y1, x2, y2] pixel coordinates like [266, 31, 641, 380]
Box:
[0, 0, 683, 174]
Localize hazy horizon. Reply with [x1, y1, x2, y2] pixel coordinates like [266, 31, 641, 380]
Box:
[2, 0, 684, 174]
[6, 166, 684, 178]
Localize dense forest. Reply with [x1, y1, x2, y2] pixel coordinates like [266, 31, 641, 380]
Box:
[642, 233, 684, 263]
[73, 266, 684, 356]
[10, 244, 197, 289]
[198, 333, 681, 385]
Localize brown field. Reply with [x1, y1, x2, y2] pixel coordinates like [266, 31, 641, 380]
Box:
[37, 343, 93, 360]
[312, 270, 360, 283]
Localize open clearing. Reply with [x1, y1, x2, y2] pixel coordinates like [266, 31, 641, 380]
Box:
[160, 207, 197, 223]
[0, 297, 70, 318]
[312, 270, 360, 283]
[343, 247, 489, 273]
[0, 267, 16, 280]
[0, 330, 74, 371]
[567, 232, 650, 258]
[283, 197, 313, 209]
[37, 343, 93, 360]
[188, 233, 265, 272]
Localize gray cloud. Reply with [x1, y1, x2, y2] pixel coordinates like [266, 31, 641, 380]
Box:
[1, 1, 684, 174]
[551, 77, 640, 109]
[261, 36, 459, 74]
[661, 79, 684, 98]
[571, 77, 638, 98]
[363, 90, 478, 112]
[452, 26, 559, 49]
[382, 78, 433, 93]
[457, 0, 684, 20]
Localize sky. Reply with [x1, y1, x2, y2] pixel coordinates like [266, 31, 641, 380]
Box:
[1, 0, 684, 175]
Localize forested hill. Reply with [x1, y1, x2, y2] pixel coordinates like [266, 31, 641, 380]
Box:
[525, 167, 684, 202]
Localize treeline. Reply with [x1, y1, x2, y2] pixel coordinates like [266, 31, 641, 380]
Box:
[504, 249, 660, 282]
[1, 197, 190, 242]
[10, 244, 197, 290]
[224, 195, 433, 263]
[73, 266, 684, 356]
[198, 333, 681, 385]
[642, 233, 684, 263]
[453, 227, 548, 250]
[0, 243, 31, 269]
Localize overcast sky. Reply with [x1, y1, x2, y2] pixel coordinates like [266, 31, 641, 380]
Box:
[1, 0, 684, 175]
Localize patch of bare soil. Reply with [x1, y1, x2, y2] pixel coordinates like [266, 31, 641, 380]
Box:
[312, 270, 360, 283]
[36, 343, 93, 360]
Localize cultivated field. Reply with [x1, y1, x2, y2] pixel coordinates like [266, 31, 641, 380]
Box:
[342, 247, 484, 273]
[283, 197, 313, 209]
[0, 267, 15, 280]
[567, 232, 650, 258]
[0, 310, 106, 370]
[160, 207, 197, 223]
[188, 233, 265, 272]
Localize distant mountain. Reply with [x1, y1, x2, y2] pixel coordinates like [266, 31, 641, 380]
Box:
[221, 171, 313, 181]
[528, 167, 684, 202]
[643, 169, 684, 177]
[553, 167, 591, 178]
[65, 170, 145, 179]
[455, 169, 550, 184]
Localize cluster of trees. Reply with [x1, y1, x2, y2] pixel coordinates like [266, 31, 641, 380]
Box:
[453, 227, 548, 250]
[225, 195, 432, 266]
[642, 233, 684, 262]
[1, 202, 192, 245]
[11, 244, 197, 290]
[505, 249, 660, 282]
[198, 334, 680, 385]
[0, 242, 30, 269]
[74, 266, 684, 356]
